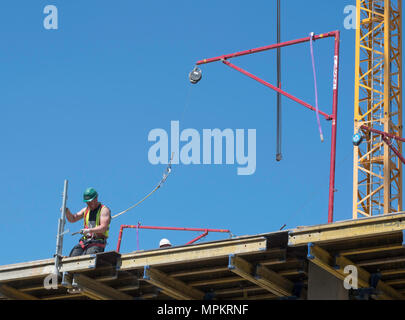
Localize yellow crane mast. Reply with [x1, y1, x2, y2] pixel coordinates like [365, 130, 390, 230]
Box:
[353, 0, 403, 218]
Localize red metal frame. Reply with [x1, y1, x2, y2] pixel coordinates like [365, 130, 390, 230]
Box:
[361, 125, 405, 165]
[196, 31, 340, 223]
[116, 224, 231, 252]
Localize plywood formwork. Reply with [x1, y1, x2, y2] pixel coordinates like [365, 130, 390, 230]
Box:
[1, 214, 405, 300]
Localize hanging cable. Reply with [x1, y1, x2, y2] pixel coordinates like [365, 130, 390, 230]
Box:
[309, 32, 324, 142]
[111, 152, 174, 219]
[72, 153, 175, 236]
[276, 0, 282, 161]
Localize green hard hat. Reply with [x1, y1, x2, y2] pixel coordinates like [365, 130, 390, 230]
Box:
[83, 187, 98, 202]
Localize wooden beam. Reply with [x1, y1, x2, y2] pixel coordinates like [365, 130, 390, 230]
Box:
[0, 284, 39, 300]
[380, 269, 405, 277]
[289, 213, 405, 246]
[120, 236, 267, 270]
[255, 264, 295, 296]
[228, 255, 294, 297]
[335, 254, 403, 300]
[40, 281, 139, 300]
[339, 244, 403, 256]
[308, 243, 404, 300]
[0, 255, 98, 282]
[214, 286, 263, 296]
[143, 266, 205, 300]
[233, 293, 277, 300]
[71, 274, 133, 300]
[189, 277, 242, 287]
[170, 266, 228, 278]
[41, 293, 83, 300]
[384, 279, 405, 286]
[356, 256, 405, 267]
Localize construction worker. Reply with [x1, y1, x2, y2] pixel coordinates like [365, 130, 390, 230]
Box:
[159, 238, 172, 248]
[66, 187, 111, 257]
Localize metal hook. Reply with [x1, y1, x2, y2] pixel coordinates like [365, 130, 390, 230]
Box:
[189, 66, 202, 84]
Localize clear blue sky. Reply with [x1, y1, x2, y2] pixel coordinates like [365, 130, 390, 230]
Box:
[0, 0, 401, 265]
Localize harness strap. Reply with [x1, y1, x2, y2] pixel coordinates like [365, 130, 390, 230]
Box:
[86, 243, 106, 249]
[79, 239, 107, 250]
[310, 32, 324, 143]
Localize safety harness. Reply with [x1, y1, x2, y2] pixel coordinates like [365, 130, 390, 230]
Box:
[80, 204, 110, 250]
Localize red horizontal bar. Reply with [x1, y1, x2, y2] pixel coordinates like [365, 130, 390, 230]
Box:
[222, 60, 332, 120]
[121, 225, 230, 233]
[196, 31, 337, 65]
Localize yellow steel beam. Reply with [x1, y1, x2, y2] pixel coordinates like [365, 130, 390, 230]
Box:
[383, 0, 392, 214]
[0, 284, 39, 300]
[143, 266, 205, 300]
[353, 0, 403, 219]
[71, 274, 133, 300]
[228, 255, 294, 297]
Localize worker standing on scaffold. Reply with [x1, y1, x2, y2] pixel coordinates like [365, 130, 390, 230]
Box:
[66, 188, 111, 256]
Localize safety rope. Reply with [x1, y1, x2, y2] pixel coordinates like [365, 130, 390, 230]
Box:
[310, 32, 324, 143]
[71, 155, 174, 236]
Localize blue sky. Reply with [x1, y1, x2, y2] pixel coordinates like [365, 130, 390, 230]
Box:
[0, 0, 400, 265]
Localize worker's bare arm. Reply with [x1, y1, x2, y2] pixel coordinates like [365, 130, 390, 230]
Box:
[87, 206, 111, 234]
[66, 207, 85, 223]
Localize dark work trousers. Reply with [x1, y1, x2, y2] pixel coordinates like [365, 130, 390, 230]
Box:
[69, 238, 107, 257]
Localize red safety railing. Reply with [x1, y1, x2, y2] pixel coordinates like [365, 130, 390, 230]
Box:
[116, 223, 231, 252]
[195, 31, 340, 223]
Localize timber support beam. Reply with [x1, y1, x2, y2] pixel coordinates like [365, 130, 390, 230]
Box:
[307, 243, 404, 300]
[0, 284, 39, 300]
[66, 273, 133, 300]
[228, 255, 296, 298]
[143, 266, 205, 300]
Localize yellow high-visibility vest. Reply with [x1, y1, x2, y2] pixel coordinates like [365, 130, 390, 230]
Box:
[84, 204, 110, 239]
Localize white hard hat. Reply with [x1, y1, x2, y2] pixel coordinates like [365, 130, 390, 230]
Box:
[159, 238, 172, 247]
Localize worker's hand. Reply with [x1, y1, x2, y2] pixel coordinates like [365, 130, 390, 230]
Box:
[80, 228, 92, 237]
